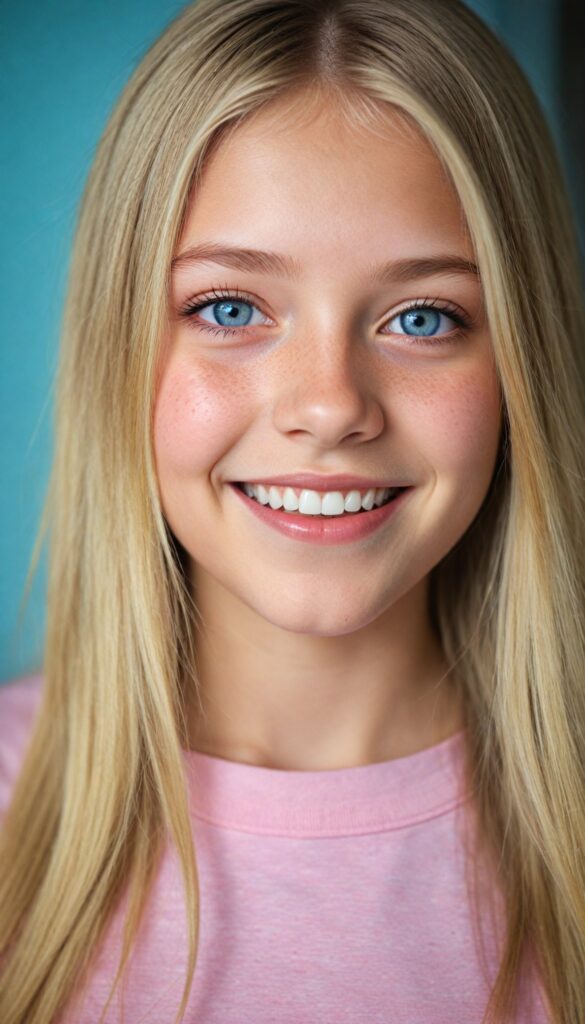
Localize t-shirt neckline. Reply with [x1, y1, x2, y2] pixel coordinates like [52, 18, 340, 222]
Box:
[182, 728, 471, 838]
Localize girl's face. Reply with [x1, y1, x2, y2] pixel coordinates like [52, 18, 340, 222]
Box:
[155, 93, 502, 637]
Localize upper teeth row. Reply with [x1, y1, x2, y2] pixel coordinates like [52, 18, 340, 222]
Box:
[242, 483, 398, 515]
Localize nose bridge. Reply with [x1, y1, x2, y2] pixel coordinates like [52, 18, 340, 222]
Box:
[271, 313, 385, 446]
[293, 316, 360, 387]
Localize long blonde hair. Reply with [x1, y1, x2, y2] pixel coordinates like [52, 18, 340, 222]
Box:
[1, 1, 584, 1021]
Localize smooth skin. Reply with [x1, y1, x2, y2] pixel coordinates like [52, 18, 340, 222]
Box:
[154, 89, 503, 770]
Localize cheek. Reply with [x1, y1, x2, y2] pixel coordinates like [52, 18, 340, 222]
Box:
[153, 356, 250, 481]
[405, 361, 503, 480]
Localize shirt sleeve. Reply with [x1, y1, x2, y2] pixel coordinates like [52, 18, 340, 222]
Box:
[0, 673, 44, 820]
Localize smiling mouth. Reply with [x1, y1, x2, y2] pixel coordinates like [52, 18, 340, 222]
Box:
[233, 482, 407, 517]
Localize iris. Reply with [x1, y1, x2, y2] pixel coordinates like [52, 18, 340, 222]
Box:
[212, 300, 253, 327]
[400, 309, 441, 336]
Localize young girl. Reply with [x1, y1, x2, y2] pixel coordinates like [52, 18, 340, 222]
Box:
[1, 0, 584, 1021]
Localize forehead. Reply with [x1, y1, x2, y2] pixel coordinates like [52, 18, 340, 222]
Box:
[180, 90, 471, 266]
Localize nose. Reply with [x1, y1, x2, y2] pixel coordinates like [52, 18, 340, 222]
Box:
[271, 325, 385, 449]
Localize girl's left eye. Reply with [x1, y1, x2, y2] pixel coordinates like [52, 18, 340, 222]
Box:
[383, 301, 468, 342]
[178, 290, 470, 342]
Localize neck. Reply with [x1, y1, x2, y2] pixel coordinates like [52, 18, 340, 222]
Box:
[184, 569, 464, 771]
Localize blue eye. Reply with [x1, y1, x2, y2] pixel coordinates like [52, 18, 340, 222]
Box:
[399, 308, 440, 336]
[181, 290, 269, 336]
[387, 304, 464, 339]
[202, 299, 255, 328]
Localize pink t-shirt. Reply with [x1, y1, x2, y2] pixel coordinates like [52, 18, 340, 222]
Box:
[0, 674, 549, 1023]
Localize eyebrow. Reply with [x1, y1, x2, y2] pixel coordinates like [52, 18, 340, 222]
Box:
[171, 242, 479, 283]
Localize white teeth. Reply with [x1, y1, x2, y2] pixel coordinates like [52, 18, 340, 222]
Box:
[344, 490, 362, 513]
[283, 486, 299, 511]
[321, 492, 345, 516]
[241, 483, 398, 516]
[298, 490, 322, 515]
[361, 488, 375, 511]
[268, 486, 284, 510]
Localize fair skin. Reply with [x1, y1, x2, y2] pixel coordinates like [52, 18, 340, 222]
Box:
[154, 89, 503, 770]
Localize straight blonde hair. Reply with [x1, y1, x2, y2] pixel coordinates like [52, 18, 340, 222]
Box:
[1, 1, 584, 1021]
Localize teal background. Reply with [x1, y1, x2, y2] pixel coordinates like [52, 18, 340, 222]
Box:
[0, 0, 577, 682]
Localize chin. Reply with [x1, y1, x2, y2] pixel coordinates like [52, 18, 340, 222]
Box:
[250, 594, 389, 638]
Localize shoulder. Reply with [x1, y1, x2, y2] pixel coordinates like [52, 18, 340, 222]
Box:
[0, 673, 44, 818]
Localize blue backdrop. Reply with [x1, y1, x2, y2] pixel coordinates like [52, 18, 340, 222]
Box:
[0, 0, 572, 682]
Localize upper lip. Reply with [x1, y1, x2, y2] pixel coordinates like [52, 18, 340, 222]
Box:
[234, 474, 410, 491]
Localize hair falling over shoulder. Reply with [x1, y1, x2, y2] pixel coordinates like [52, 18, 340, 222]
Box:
[1, 1, 584, 1021]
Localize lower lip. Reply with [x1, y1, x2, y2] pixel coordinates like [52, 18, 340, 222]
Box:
[229, 484, 412, 546]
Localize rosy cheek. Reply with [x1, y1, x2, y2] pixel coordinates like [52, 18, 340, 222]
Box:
[403, 362, 502, 476]
[153, 355, 253, 477]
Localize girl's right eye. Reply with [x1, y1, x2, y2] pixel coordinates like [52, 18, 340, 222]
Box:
[179, 290, 271, 338]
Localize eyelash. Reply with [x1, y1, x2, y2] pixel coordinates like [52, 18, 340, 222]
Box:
[178, 286, 471, 345]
